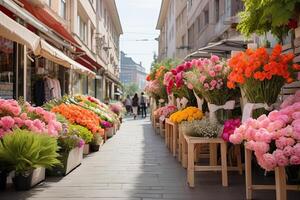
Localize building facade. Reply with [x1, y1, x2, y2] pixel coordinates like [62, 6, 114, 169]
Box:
[120, 51, 147, 90]
[0, 0, 122, 103]
[156, 0, 244, 61]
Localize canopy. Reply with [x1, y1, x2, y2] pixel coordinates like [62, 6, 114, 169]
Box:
[0, 10, 95, 77]
[0, 11, 40, 54]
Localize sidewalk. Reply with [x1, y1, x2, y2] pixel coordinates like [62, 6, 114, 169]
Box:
[1, 118, 297, 200]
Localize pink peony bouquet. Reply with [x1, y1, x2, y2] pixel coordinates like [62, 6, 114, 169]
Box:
[229, 90, 300, 171]
[109, 102, 125, 116]
[221, 118, 241, 142]
[0, 99, 62, 138]
[154, 105, 177, 121]
[184, 55, 235, 105]
[145, 80, 167, 100]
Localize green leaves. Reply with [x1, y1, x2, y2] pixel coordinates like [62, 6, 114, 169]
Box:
[237, 0, 300, 41]
[0, 129, 60, 173]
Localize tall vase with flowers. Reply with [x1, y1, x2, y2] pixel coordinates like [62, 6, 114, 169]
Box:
[227, 44, 300, 119]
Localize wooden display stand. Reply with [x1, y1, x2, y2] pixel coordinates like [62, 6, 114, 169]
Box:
[159, 118, 165, 137]
[184, 135, 228, 187]
[245, 148, 300, 200]
[165, 118, 178, 156]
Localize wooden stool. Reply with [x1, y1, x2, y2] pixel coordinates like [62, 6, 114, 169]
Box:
[245, 148, 300, 200]
[165, 119, 178, 156]
[184, 135, 228, 187]
[159, 118, 165, 137]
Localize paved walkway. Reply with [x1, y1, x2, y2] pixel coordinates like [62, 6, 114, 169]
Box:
[2, 118, 299, 200]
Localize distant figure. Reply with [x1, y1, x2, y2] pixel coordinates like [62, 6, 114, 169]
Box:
[132, 93, 139, 120]
[140, 92, 147, 118]
[124, 95, 132, 115]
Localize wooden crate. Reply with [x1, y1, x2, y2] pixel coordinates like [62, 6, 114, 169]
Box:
[245, 149, 300, 200]
[165, 119, 179, 156]
[159, 118, 165, 137]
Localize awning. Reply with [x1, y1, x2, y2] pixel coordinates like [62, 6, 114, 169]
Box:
[185, 38, 251, 60]
[0, 10, 40, 53]
[0, 10, 95, 77]
[76, 48, 102, 69]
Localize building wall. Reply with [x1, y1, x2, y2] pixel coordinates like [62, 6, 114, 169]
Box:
[175, 0, 188, 60]
[166, 0, 176, 58]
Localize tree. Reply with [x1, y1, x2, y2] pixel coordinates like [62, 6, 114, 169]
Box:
[123, 83, 139, 97]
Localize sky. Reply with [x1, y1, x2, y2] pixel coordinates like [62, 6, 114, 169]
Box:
[116, 0, 162, 73]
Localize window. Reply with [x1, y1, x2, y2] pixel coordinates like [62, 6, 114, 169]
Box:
[215, 0, 220, 22]
[204, 7, 209, 25]
[78, 16, 87, 43]
[46, 0, 51, 7]
[60, 0, 66, 19]
[91, 28, 94, 51]
[181, 34, 185, 46]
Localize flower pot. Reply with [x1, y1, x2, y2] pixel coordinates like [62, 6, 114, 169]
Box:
[47, 147, 83, 176]
[106, 128, 114, 138]
[83, 144, 90, 155]
[0, 171, 8, 191]
[90, 144, 100, 152]
[13, 167, 45, 191]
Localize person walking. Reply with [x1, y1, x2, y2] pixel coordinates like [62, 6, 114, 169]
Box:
[132, 93, 139, 120]
[140, 92, 147, 118]
[124, 95, 132, 115]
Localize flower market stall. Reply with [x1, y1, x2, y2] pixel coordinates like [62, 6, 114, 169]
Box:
[0, 95, 124, 191]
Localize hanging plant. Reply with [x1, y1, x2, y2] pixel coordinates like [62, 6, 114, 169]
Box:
[237, 0, 300, 43]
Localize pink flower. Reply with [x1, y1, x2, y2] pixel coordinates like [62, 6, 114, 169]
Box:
[229, 131, 243, 144]
[0, 116, 15, 130]
[13, 117, 24, 127]
[292, 112, 300, 119]
[214, 64, 222, 72]
[208, 71, 216, 77]
[211, 55, 220, 63]
[255, 128, 272, 143]
[273, 149, 289, 167]
[290, 155, 300, 165]
[293, 143, 300, 157]
[283, 146, 295, 157]
[260, 153, 277, 171]
[204, 83, 209, 89]
[210, 80, 217, 87]
[199, 75, 207, 83]
[275, 137, 288, 149]
[253, 141, 270, 155]
[20, 113, 28, 120]
[187, 83, 193, 90]
[171, 69, 177, 75]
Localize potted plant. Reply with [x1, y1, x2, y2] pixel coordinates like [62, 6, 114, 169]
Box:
[68, 124, 93, 155]
[48, 134, 84, 176]
[0, 129, 60, 190]
[0, 162, 9, 191]
[90, 133, 103, 152]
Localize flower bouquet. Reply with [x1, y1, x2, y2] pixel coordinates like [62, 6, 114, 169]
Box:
[169, 107, 203, 124]
[185, 55, 237, 123]
[229, 91, 300, 173]
[154, 105, 177, 121]
[227, 44, 300, 118]
[181, 118, 222, 138]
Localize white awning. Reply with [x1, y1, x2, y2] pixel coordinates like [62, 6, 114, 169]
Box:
[0, 11, 40, 54]
[0, 11, 95, 77]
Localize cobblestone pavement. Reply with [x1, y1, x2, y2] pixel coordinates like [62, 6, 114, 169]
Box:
[1, 117, 299, 200]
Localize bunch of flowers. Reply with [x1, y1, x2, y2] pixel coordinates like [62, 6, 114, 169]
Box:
[229, 91, 300, 171]
[109, 102, 125, 116]
[163, 61, 193, 98]
[227, 44, 300, 106]
[154, 105, 177, 121]
[184, 55, 235, 105]
[101, 121, 113, 129]
[144, 80, 166, 100]
[181, 119, 221, 138]
[221, 118, 241, 142]
[0, 99, 62, 138]
[51, 104, 104, 135]
[170, 107, 203, 123]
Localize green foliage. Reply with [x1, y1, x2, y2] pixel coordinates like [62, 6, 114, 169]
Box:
[237, 0, 300, 42]
[123, 83, 139, 97]
[0, 129, 60, 174]
[68, 124, 93, 144]
[91, 132, 103, 145]
[57, 135, 80, 153]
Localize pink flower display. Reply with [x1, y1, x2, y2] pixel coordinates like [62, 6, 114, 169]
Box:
[221, 118, 241, 142]
[154, 105, 177, 121]
[229, 91, 300, 171]
[0, 99, 62, 138]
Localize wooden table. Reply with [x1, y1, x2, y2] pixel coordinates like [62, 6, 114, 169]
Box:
[245, 148, 300, 200]
[165, 119, 178, 156]
[159, 118, 165, 137]
[184, 135, 228, 187]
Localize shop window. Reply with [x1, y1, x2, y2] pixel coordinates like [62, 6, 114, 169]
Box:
[88, 78, 96, 97]
[215, 0, 220, 22]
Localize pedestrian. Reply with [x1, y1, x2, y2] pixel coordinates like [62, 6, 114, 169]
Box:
[132, 93, 139, 120]
[124, 95, 132, 115]
[140, 92, 147, 118]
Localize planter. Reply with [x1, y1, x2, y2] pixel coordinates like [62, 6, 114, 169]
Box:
[106, 127, 114, 138]
[90, 144, 100, 152]
[83, 144, 90, 155]
[0, 171, 8, 191]
[13, 167, 45, 191]
[47, 147, 83, 176]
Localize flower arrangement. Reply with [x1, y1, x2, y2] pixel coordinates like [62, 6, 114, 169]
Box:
[229, 91, 300, 171]
[0, 99, 62, 138]
[170, 107, 203, 123]
[109, 102, 125, 116]
[221, 118, 241, 142]
[101, 121, 113, 129]
[68, 124, 93, 144]
[227, 45, 300, 108]
[154, 105, 177, 121]
[181, 119, 221, 138]
[184, 55, 235, 105]
[51, 104, 104, 135]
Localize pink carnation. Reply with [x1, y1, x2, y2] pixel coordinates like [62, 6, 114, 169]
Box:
[0, 116, 15, 130]
[259, 153, 277, 171]
[290, 155, 300, 165]
[273, 149, 289, 167]
[283, 146, 295, 157]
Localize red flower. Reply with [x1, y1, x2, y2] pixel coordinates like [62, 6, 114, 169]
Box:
[288, 19, 298, 29]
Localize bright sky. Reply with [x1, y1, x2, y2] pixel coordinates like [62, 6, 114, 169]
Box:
[116, 0, 162, 73]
